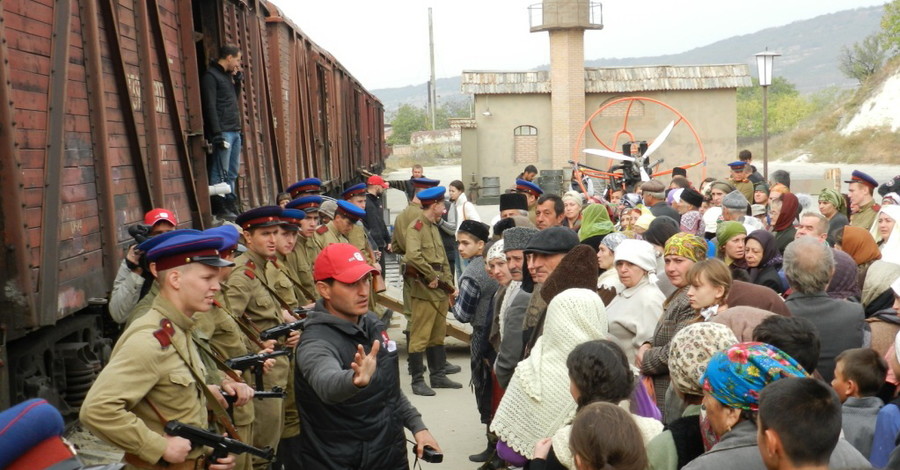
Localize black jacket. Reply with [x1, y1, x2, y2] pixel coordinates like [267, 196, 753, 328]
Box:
[364, 192, 390, 249]
[295, 302, 426, 469]
[200, 62, 242, 135]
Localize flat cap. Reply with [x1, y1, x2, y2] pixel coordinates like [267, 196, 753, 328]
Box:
[287, 178, 322, 198]
[503, 227, 539, 252]
[319, 199, 338, 219]
[515, 179, 543, 197]
[641, 179, 665, 194]
[500, 192, 528, 212]
[524, 226, 579, 255]
[286, 195, 323, 213]
[722, 190, 749, 210]
[845, 170, 878, 189]
[458, 220, 490, 243]
[236, 206, 284, 230]
[335, 200, 365, 222]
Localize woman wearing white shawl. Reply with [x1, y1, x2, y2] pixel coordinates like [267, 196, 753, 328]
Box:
[871, 205, 900, 266]
[490, 288, 608, 462]
[606, 239, 666, 364]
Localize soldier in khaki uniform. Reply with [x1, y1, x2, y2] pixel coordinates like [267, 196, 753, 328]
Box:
[288, 195, 324, 295]
[228, 206, 300, 470]
[515, 178, 543, 225]
[80, 233, 238, 470]
[193, 225, 262, 470]
[314, 200, 365, 250]
[404, 186, 462, 396]
[727, 161, 755, 204]
[391, 178, 439, 322]
[846, 170, 880, 230]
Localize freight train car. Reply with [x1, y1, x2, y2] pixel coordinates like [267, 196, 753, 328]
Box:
[0, 0, 385, 411]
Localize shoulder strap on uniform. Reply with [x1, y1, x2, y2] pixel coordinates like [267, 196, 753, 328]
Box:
[414, 219, 423, 231]
[152, 318, 175, 349]
[316, 225, 328, 235]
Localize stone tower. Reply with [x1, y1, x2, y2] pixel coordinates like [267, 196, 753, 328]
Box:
[531, 0, 602, 169]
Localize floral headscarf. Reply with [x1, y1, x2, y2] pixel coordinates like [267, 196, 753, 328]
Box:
[578, 204, 615, 241]
[664, 232, 708, 262]
[600, 232, 629, 252]
[670, 323, 738, 397]
[701, 342, 807, 411]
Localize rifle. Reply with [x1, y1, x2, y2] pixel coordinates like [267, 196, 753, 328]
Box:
[259, 318, 307, 341]
[404, 264, 455, 295]
[225, 350, 291, 394]
[164, 420, 274, 464]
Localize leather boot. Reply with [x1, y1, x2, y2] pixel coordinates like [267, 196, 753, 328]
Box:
[443, 361, 462, 375]
[468, 425, 497, 462]
[408, 352, 435, 396]
[426, 346, 462, 389]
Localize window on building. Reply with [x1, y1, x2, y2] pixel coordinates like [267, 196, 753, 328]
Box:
[514, 125, 538, 163]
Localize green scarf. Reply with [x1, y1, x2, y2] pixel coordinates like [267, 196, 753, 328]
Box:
[716, 221, 746, 248]
[578, 204, 615, 241]
[818, 188, 846, 214]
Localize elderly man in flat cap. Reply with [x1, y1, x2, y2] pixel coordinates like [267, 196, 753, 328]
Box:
[642, 179, 681, 223]
[494, 227, 538, 389]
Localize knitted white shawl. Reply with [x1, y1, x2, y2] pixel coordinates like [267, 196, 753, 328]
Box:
[491, 288, 609, 458]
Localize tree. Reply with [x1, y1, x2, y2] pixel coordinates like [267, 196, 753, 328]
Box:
[838, 34, 889, 83]
[882, 0, 900, 54]
[736, 77, 817, 139]
[387, 104, 428, 145]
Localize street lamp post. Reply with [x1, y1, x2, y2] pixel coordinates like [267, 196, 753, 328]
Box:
[755, 50, 780, 180]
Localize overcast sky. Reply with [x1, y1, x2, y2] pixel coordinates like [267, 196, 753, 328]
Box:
[271, 0, 885, 90]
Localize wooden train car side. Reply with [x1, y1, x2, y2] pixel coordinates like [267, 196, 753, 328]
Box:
[0, 0, 385, 410]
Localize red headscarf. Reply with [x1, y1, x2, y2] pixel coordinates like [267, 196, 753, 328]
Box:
[773, 193, 799, 232]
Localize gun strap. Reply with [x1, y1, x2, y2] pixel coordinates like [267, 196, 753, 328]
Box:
[191, 335, 243, 383]
[248, 261, 295, 315]
[213, 299, 265, 349]
[166, 332, 242, 441]
[279, 263, 316, 306]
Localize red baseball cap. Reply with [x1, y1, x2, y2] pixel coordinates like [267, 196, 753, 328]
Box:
[367, 175, 389, 189]
[144, 208, 178, 227]
[313, 243, 378, 283]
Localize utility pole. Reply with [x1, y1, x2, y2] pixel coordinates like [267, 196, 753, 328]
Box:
[428, 7, 436, 130]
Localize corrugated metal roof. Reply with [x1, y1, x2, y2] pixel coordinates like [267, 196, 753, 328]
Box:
[461, 65, 752, 94]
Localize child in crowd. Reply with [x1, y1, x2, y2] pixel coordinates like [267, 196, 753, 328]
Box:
[569, 402, 648, 470]
[831, 348, 887, 459]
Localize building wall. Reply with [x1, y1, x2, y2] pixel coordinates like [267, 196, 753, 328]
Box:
[462, 88, 739, 200]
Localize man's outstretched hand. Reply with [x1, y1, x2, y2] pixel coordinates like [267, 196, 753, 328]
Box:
[351, 340, 380, 387]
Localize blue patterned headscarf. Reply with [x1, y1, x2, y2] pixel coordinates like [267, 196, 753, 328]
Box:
[700, 342, 807, 411]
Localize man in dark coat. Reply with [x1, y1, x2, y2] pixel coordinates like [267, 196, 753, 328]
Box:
[641, 179, 681, 223]
[295, 243, 441, 469]
[783, 237, 864, 383]
[201, 44, 243, 219]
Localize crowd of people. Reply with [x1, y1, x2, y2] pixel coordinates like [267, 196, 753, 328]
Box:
[61, 148, 900, 470]
[446, 152, 900, 470]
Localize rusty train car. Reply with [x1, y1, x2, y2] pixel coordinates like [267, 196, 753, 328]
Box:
[0, 0, 385, 410]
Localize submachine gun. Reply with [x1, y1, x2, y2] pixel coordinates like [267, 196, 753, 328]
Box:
[224, 350, 291, 397]
[164, 420, 274, 465]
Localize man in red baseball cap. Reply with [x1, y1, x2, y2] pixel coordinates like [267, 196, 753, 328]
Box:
[294, 244, 441, 468]
[143, 208, 178, 235]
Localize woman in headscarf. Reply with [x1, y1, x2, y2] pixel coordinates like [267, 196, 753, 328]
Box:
[644, 217, 681, 299]
[645, 323, 738, 470]
[819, 188, 849, 245]
[743, 230, 784, 295]
[771, 192, 800, 255]
[531, 340, 661, 469]
[837, 225, 882, 292]
[578, 203, 615, 246]
[606, 239, 666, 364]
[561, 191, 585, 232]
[827, 249, 862, 302]
[683, 342, 868, 470]
[677, 188, 705, 236]
[861, 260, 900, 317]
[491, 289, 608, 467]
[596, 232, 629, 305]
[715, 221, 748, 280]
[636, 233, 708, 416]
[871, 205, 900, 266]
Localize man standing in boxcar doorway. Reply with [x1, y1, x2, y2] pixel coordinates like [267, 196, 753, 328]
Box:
[202, 44, 243, 221]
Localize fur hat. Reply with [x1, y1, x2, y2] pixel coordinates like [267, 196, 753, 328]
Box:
[459, 220, 490, 243]
[541, 245, 599, 304]
[503, 227, 539, 252]
[500, 192, 529, 211]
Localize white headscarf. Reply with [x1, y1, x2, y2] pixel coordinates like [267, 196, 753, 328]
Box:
[490, 289, 608, 458]
[486, 239, 506, 261]
[614, 239, 658, 284]
[871, 205, 900, 266]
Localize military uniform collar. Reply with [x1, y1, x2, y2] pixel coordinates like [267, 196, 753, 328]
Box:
[244, 249, 269, 269]
[151, 294, 195, 332]
[859, 199, 875, 212]
[417, 212, 436, 226]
